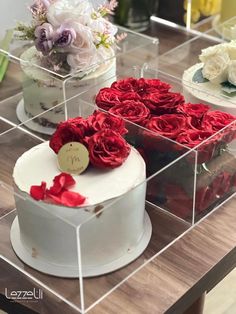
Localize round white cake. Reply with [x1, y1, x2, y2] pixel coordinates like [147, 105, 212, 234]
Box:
[183, 63, 236, 115]
[19, 47, 116, 131]
[11, 142, 151, 277]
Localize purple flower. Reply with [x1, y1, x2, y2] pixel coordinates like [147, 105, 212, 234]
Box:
[54, 26, 76, 48]
[34, 23, 54, 55]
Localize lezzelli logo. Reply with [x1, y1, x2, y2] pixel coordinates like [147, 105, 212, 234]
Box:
[5, 288, 43, 302]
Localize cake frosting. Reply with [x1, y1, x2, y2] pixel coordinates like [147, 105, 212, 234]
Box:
[11, 142, 151, 277]
[21, 47, 116, 128]
[183, 63, 236, 115]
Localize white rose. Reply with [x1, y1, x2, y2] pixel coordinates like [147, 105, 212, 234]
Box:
[228, 60, 236, 85]
[47, 0, 93, 27]
[199, 43, 228, 63]
[202, 51, 230, 84]
[65, 22, 97, 71]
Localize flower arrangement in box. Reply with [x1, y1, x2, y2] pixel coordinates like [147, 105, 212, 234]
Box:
[95, 76, 236, 220]
[16, 0, 120, 73]
[15, 0, 123, 133]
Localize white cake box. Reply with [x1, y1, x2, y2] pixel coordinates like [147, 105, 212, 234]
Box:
[0, 24, 158, 136]
[0, 90, 197, 313]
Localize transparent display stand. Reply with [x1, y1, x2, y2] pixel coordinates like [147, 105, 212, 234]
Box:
[0, 66, 235, 313]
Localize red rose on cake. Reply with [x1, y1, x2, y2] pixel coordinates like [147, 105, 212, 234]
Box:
[88, 129, 130, 168]
[31, 111, 132, 207]
[49, 111, 131, 169]
[49, 117, 89, 153]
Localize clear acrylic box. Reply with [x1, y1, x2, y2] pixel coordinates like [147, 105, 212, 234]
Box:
[0, 26, 158, 135]
[0, 104, 194, 313]
[0, 66, 235, 313]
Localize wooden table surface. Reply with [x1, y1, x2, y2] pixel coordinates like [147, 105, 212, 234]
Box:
[0, 19, 236, 314]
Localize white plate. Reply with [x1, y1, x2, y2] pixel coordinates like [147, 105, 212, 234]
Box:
[16, 99, 56, 135]
[10, 212, 152, 278]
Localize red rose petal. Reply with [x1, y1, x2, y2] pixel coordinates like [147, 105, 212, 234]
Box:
[30, 181, 47, 201]
[60, 190, 86, 207]
[49, 173, 76, 195]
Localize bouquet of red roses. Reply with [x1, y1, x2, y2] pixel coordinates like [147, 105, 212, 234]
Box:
[30, 111, 131, 207]
[96, 77, 236, 165]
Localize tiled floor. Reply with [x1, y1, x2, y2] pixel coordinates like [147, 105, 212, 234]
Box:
[204, 268, 236, 314]
[0, 269, 235, 314]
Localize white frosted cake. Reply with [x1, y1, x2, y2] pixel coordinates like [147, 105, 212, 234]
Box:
[11, 142, 151, 277]
[183, 41, 236, 115]
[20, 47, 116, 129]
[15, 0, 120, 132]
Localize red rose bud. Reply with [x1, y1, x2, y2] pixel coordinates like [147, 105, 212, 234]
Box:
[109, 100, 150, 125]
[177, 103, 210, 118]
[95, 87, 122, 111]
[88, 129, 131, 168]
[49, 117, 89, 154]
[111, 77, 139, 92]
[87, 111, 127, 135]
[30, 181, 47, 201]
[143, 92, 185, 115]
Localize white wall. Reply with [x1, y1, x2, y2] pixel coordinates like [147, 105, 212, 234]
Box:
[0, 0, 31, 39]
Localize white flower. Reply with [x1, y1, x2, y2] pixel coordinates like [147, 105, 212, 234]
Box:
[64, 21, 97, 71]
[228, 60, 236, 85]
[47, 0, 93, 27]
[199, 43, 228, 63]
[202, 51, 230, 84]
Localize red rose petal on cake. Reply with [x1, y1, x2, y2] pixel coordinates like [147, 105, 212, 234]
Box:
[46, 189, 86, 207]
[30, 181, 47, 201]
[49, 173, 76, 195]
[60, 190, 86, 207]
